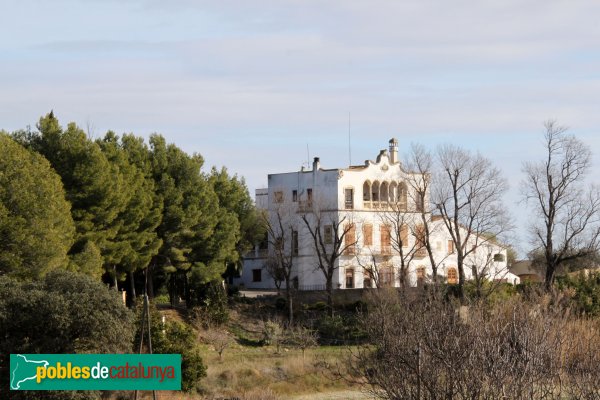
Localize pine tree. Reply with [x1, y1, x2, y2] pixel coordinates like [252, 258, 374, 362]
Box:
[0, 133, 75, 279]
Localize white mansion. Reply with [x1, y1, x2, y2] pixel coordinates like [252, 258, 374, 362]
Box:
[238, 139, 519, 290]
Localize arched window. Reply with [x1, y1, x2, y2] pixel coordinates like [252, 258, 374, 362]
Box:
[363, 181, 371, 208]
[389, 182, 398, 205]
[372, 181, 380, 202]
[363, 181, 371, 201]
[398, 182, 407, 211]
[380, 182, 389, 204]
[447, 267, 458, 285]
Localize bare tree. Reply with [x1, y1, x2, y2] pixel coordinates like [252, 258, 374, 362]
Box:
[405, 143, 447, 285]
[379, 202, 422, 289]
[348, 290, 600, 400]
[301, 207, 357, 316]
[467, 241, 514, 298]
[522, 121, 600, 289]
[262, 318, 285, 353]
[288, 326, 318, 360]
[354, 246, 386, 288]
[204, 329, 234, 361]
[262, 206, 297, 324]
[433, 144, 512, 298]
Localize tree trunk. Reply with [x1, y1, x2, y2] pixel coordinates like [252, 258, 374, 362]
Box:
[326, 276, 334, 317]
[286, 287, 294, 325]
[129, 271, 137, 307]
[113, 265, 118, 291]
[147, 264, 155, 299]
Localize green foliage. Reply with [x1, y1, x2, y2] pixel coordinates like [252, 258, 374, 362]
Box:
[0, 270, 135, 399]
[96, 131, 163, 286]
[18, 113, 130, 277]
[316, 314, 366, 345]
[557, 272, 600, 317]
[141, 304, 207, 392]
[6, 113, 262, 307]
[209, 167, 265, 266]
[193, 283, 229, 328]
[0, 133, 75, 278]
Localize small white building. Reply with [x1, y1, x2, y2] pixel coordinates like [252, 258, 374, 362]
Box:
[239, 139, 519, 290]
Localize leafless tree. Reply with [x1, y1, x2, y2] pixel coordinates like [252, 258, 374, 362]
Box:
[354, 246, 386, 288]
[204, 329, 234, 361]
[262, 205, 297, 324]
[467, 241, 514, 297]
[301, 205, 357, 316]
[348, 289, 600, 400]
[433, 144, 512, 297]
[522, 121, 600, 289]
[404, 143, 447, 284]
[288, 326, 318, 360]
[262, 318, 284, 353]
[379, 202, 422, 289]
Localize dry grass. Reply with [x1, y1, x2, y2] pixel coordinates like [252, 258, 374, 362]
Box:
[197, 344, 354, 399]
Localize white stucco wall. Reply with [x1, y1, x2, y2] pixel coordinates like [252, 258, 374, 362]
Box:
[240, 143, 517, 290]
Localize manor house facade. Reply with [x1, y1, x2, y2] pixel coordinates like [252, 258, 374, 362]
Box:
[239, 139, 519, 290]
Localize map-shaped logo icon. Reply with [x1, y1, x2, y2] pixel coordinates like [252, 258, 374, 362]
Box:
[10, 354, 49, 390]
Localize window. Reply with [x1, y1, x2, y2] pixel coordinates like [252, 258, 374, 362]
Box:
[398, 182, 407, 210]
[324, 225, 333, 244]
[493, 253, 505, 262]
[363, 224, 373, 246]
[372, 181, 380, 202]
[447, 267, 458, 285]
[400, 224, 409, 247]
[344, 223, 356, 254]
[307, 188, 313, 205]
[380, 182, 389, 203]
[292, 190, 298, 202]
[415, 224, 425, 248]
[252, 269, 262, 282]
[274, 191, 283, 203]
[416, 266, 426, 287]
[345, 188, 354, 209]
[380, 267, 393, 287]
[380, 225, 391, 254]
[346, 269, 354, 288]
[436, 241, 442, 251]
[363, 182, 371, 201]
[292, 230, 299, 256]
[415, 194, 424, 212]
[447, 240, 455, 254]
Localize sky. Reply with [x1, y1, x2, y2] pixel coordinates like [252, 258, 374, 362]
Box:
[2, 0, 600, 255]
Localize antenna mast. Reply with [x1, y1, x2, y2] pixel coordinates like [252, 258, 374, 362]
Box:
[348, 112, 352, 166]
[306, 143, 310, 168]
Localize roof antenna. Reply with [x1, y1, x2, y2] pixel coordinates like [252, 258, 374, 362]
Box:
[348, 112, 352, 166]
[307, 143, 310, 168]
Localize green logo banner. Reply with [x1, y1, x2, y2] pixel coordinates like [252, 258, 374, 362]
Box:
[10, 354, 181, 391]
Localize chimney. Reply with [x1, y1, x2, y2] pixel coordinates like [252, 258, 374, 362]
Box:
[313, 157, 320, 171]
[389, 138, 398, 164]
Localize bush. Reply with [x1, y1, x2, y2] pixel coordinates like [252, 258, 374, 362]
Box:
[557, 271, 600, 316]
[351, 290, 600, 399]
[275, 297, 287, 310]
[0, 270, 135, 399]
[141, 304, 207, 393]
[316, 314, 366, 345]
